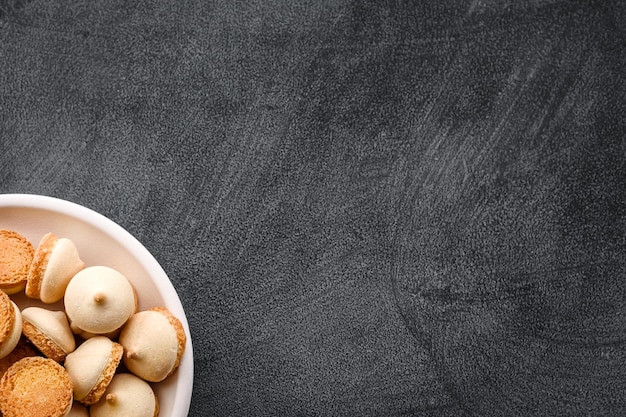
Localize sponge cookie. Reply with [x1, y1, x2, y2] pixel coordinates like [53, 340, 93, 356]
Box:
[64, 336, 123, 405]
[64, 266, 137, 335]
[90, 373, 159, 417]
[26, 232, 85, 303]
[0, 229, 34, 294]
[21, 307, 76, 362]
[119, 307, 186, 382]
[0, 356, 73, 417]
[0, 290, 22, 360]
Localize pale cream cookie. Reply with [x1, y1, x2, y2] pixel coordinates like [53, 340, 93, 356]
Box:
[119, 307, 186, 382]
[64, 336, 124, 406]
[21, 307, 76, 362]
[89, 373, 159, 417]
[64, 266, 137, 335]
[26, 232, 85, 303]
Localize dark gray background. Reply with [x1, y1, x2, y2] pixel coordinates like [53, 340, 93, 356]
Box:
[1, 0, 625, 416]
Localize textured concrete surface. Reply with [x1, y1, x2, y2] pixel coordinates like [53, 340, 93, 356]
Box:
[1, 1, 625, 415]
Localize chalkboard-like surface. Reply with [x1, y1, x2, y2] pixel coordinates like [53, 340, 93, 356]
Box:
[1, 1, 625, 415]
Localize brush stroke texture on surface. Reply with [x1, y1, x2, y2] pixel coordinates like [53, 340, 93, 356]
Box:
[1, 0, 625, 415]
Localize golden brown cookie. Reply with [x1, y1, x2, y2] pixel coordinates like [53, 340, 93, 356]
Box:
[0, 290, 22, 360]
[0, 230, 34, 294]
[0, 356, 73, 417]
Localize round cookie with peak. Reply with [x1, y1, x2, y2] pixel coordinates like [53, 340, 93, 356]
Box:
[64, 266, 137, 335]
[119, 307, 186, 382]
[90, 373, 159, 417]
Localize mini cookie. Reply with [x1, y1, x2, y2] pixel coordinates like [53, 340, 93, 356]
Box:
[90, 373, 159, 417]
[26, 232, 85, 303]
[64, 266, 137, 335]
[0, 356, 73, 417]
[0, 290, 22, 360]
[0, 337, 39, 379]
[119, 307, 186, 382]
[21, 307, 76, 362]
[0, 229, 34, 294]
[64, 336, 124, 405]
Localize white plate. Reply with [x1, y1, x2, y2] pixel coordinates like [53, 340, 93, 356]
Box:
[0, 193, 193, 417]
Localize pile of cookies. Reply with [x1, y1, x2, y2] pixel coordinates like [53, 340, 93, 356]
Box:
[0, 230, 186, 417]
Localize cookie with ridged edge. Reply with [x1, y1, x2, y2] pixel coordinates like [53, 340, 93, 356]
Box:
[0, 290, 22, 360]
[21, 307, 76, 363]
[64, 336, 123, 405]
[119, 307, 186, 382]
[0, 356, 73, 417]
[0, 230, 34, 294]
[26, 232, 85, 303]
